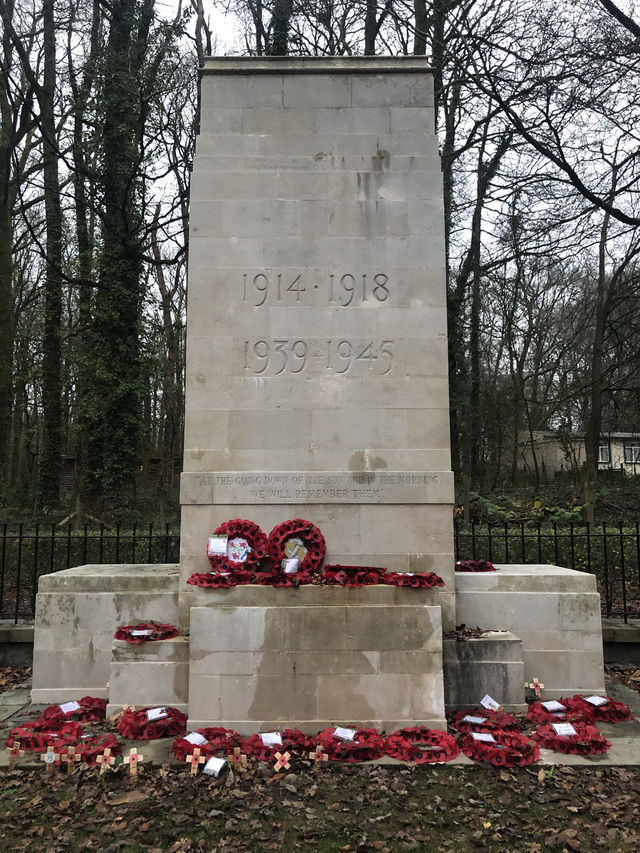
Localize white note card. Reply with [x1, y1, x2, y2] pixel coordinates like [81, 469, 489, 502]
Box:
[146, 707, 168, 721]
[282, 558, 299, 574]
[207, 535, 228, 556]
[463, 715, 488, 724]
[184, 732, 208, 746]
[203, 756, 226, 777]
[260, 732, 283, 747]
[480, 694, 501, 711]
[59, 701, 81, 714]
[541, 700, 565, 712]
[552, 722, 577, 737]
[584, 695, 608, 706]
[131, 629, 153, 637]
[471, 732, 496, 743]
[334, 727, 357, 741]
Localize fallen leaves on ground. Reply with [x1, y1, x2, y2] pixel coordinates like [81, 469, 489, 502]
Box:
[0, 665, 31, 695]
[0, 762, 638, 852]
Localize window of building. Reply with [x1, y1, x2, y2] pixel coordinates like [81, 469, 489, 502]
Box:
[598, 442, 611, 464]
[624, 441, 640, 464]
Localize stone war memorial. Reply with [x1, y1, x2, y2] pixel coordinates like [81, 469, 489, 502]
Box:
[31, 57, 605, 735]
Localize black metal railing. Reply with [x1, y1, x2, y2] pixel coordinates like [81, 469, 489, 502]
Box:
[454, 519, 640, 623]
[1, 520, 637, 623]
[0, 523, 180, 622]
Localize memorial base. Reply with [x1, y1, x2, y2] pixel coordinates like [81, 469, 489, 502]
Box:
[31, 563, 605, 727]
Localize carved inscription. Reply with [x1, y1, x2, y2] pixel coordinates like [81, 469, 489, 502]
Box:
[242, 272, 390, 306]
[243, 338, 394, 376]
[194, 471, 447, 504]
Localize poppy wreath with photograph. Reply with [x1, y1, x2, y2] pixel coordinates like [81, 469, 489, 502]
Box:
[461, 730, 540, 767]
[117, 706, 187, 740]
[207, 519, 269, 574]
[114, 622, 179, 645]
[532, 722, 611, 755]
[384, 727, 459, 764]
[267, 519, 326, 576]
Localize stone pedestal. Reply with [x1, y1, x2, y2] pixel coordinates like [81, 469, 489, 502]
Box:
[179, 56, 456, 632]
[31, 564, 178, 703]
[106, 637, 189, 717]
[187, 586, 446, 733]
[455, 564, 605, 698]
[443, 631, 526, 713]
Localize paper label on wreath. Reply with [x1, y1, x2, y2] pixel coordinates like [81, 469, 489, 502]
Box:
[282, 558, 299, 574]
[146, 707, 168, 722]
[184, 732, 208, 746]
[59, 701, 81, 714]
[584, 695, 608, 707]
[334, 727, 357, 741]
[463, 715, 488, 724]
[131, 629, 153, 637]
[227, 537, 251, 562]
[284, 537, 308, 562]
[207, 535, 228, 557]
[541, 700, 565, 712]
[480, 694, 501, 711]
[471, 732, 496, 743]
[203, 756, 226, 777]
[552, 722, 577, 737]
[260, 732, 283, 747]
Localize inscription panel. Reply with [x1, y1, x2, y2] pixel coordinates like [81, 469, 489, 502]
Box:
[181, 470, 454, 505]
[242, 338, 394, 376]
[241, 271, 390, 306]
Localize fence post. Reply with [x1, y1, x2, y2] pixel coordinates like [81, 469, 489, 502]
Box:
[619, 521, 627, 624]
[31, 522, 40, 616]
[14, 523, 23, 624]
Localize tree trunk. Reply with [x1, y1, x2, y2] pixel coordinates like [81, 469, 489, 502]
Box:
[38, 0, 64, 508]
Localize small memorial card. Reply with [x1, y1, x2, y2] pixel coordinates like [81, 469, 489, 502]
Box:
[184, 732, 208, 746]
[131, 629, 153, 637]
[203, 756, 226, 777]
[59, 701, 81, 714]
[207, 535, 228, 557]
[584, 695, 608, 707]
[541, 700, 565, 712]
[471, 732, 496, 743]
[334, 727, 357, 741]
[260, 732, 283, 747]
[552, 722, 577, 737]
[463, 715, 488, 724]
[282, 558, 299, 574]
[146, 707, 168, 722]
[480, 694, 501, 711]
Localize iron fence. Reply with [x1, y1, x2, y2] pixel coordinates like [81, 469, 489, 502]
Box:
[454, 519, 640, 622]
[0, 523, 180, 622]
[0, 520, 636, 623]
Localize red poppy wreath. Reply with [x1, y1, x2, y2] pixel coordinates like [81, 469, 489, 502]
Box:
[207, 519, 268, 574]
[384, 727, 459, 764]
[267, 519, 326, 577]
[117, 706, 187, 740]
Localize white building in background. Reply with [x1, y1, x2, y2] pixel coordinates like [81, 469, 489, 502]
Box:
[518, 432, 640, 480]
